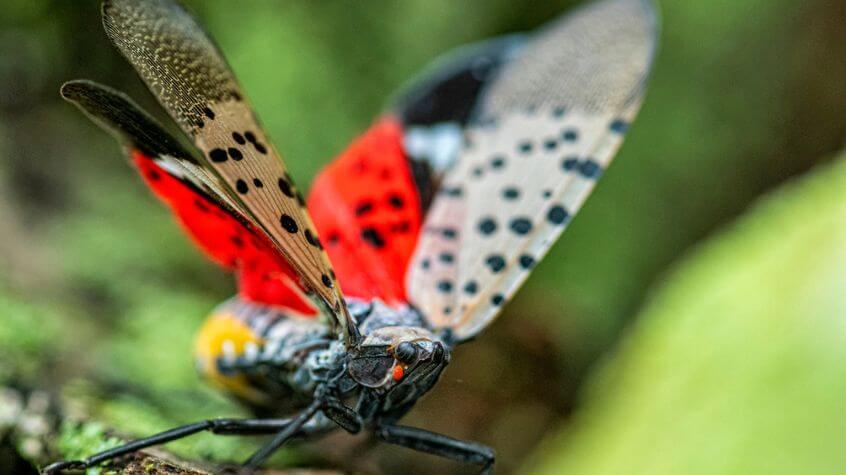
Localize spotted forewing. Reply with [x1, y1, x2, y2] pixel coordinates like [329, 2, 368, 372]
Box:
[406, 0, 658, 340]
[101, 0, 355, 341]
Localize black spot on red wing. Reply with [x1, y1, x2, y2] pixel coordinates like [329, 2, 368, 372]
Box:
[228, 148, 243, 160]
[380, 168, 393, 180]
[230, 235, 244, 248]
[353, 160, 368, 174]
[209, 148, 228, 162]
[233, 132, 246, 144]
[355, 201, 374, 216]
[391, 221, 411, 233]
[147, 170, 160, 181]
[387, 193, 405, 209]
[236, 179, 249, 194]
[194, 199, 210, 213]
[280, 214, 299, 233]
[361, 227, 386, 248]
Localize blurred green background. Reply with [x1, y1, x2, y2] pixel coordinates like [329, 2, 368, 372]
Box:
[1, 0, 845, 474]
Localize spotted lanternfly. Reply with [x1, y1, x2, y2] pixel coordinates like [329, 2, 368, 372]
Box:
[46, 0, 657, 472]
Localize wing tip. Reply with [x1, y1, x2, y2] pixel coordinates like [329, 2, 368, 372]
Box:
[59, 79, 96, 103]
[59, 79, 136, 111]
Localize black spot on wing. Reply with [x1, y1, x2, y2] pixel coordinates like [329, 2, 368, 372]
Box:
[278, 177, 294, 197]
[547, 205, 570, 225]
[437, 280, 453, 293]
[280, 214, 299, 233]
[209, 148, 228, 162]
[355, 201, 374, 216]
[485, 254, 506, 273]
[361, 227, 386, 248]
[477, 217, 497, 236]
[509, 217, 532, 235]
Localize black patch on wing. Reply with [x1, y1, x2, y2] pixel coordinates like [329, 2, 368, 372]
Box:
[61, 79, 196, 161]
[393, 35, 525, 127]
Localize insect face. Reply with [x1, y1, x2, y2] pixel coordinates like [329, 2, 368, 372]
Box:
[347, 326, 449, 389]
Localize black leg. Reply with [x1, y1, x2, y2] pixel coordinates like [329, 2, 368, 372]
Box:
[321, 398, 363, 434]
[242, 398, 322, 469]
[376, 424, 495, 474]
[41, 417, 293, 473]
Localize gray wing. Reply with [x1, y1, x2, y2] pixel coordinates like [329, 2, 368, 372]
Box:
[406, 0, 659, 341]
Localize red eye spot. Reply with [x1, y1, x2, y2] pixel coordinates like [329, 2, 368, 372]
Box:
[392, 365, 404, 381]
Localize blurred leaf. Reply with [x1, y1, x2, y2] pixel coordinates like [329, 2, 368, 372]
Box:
[528, 152, 846, 475]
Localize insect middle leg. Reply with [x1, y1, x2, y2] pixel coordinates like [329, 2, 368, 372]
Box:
[42, 417, 296, 473]
[375, 424, 496, 474]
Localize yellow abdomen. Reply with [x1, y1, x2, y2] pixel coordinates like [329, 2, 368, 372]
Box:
[194, 305, 268, 405]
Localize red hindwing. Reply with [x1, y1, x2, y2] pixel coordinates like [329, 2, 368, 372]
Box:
[132, 150, 317, 315]
[308, 118, 422, 305]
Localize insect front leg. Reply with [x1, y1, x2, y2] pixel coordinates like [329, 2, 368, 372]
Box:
[321, 397, 363, 434]
[375, 424, 496, 474]
[42, 417, 297, 473]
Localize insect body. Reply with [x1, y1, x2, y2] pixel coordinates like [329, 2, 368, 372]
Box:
[47, 0, 657, 472]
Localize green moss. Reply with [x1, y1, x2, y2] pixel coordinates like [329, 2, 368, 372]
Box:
[56, 421, 123, 475]
[528, 154, 846, 474]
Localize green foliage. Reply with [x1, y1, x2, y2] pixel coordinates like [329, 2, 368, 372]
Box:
[529, 154, 846, 474]
[57, 421, 122, 475]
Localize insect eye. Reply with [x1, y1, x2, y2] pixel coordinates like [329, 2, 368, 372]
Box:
[394, 342, 418, 364]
